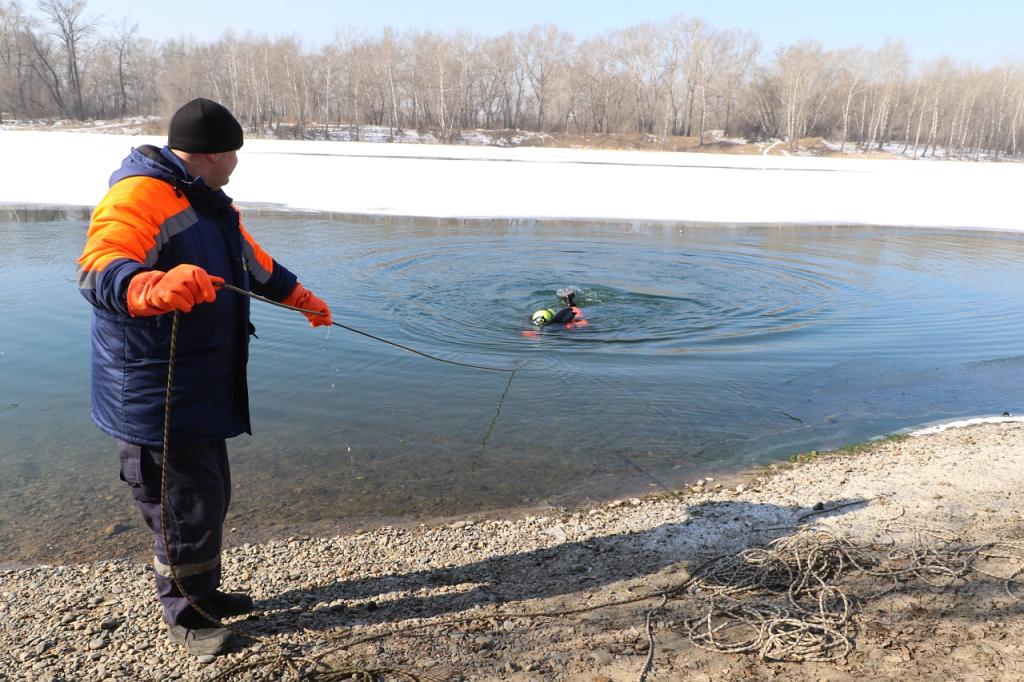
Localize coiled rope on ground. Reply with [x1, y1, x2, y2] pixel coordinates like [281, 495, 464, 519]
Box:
[673, 515, 1024, 666]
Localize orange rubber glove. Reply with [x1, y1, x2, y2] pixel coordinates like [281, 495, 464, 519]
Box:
[126, 264, 224, 316]
[282, 283, 333, 327]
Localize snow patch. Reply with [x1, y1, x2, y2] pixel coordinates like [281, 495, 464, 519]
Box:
[908, 415, 1024, 436]
[0, 129, 1021, 231]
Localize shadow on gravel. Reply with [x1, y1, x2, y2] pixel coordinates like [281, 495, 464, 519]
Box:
[241, 497, 869, 637]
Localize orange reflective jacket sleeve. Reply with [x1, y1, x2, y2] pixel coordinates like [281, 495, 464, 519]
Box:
[236, 210, 298, 301]
[77, 177, 195, 313]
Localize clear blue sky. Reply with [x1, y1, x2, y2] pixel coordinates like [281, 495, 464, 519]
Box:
[78, 0, 1023, 67]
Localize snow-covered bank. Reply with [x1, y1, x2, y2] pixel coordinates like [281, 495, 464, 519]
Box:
[1, 130, 1022, 230]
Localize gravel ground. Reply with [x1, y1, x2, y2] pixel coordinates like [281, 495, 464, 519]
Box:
[2, 421, 1023, 681]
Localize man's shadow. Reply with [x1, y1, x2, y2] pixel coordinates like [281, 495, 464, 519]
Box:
[238, 497, 867, 636]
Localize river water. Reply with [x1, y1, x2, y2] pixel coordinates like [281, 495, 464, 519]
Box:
[2, 208, 1023, 565]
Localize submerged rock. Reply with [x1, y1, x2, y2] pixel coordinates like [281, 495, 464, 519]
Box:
[103, 522, 131, 537]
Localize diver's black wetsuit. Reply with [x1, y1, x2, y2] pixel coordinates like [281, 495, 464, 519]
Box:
[549, 306, 578, 324]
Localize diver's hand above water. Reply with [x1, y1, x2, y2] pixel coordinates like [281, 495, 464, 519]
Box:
[282, 282, 333, 327]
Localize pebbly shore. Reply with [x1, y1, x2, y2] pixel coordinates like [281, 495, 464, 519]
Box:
[2, 420, 1023, 681]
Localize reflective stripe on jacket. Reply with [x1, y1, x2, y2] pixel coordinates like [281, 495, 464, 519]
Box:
[78, 145, 297, 446]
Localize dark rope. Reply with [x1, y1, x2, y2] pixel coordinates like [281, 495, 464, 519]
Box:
[220, 281, 521, 460]
[475, 366, 517, 461]
[163, 311, 440, 680]
[637, 593, 668, 682]
[219, 282, 515, 373]
[159, 287, 526, 678]
[161, 311, 225, 628]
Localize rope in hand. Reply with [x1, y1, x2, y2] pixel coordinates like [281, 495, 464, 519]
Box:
[160, 280, 525, 679]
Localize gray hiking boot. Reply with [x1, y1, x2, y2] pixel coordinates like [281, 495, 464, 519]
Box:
[166, 622, 232, 656]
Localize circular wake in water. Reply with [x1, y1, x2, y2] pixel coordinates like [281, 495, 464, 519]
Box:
[346, 232, 857, 359]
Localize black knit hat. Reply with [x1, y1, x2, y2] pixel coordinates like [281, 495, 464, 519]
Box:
[168, 98, 244, 153]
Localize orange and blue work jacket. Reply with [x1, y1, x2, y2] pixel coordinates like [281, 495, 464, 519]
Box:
[78, 145, 298, 446]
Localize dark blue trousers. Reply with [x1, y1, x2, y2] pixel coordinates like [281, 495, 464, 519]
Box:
[117, 439, 231, 627]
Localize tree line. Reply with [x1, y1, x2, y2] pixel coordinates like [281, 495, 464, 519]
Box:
[3, 0, 1023, 159]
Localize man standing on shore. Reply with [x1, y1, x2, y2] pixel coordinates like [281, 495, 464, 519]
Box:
[77, 98, 332, 655]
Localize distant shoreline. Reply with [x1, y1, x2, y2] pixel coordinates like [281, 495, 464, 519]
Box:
[3, 119, 1023, 164]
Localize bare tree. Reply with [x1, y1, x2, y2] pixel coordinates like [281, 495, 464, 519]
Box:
[690, 21, 738, 145]
[574, 35, 625, 134]
[482, 33, 527, 130]
[749, 66, 781, 140]
[23, 16, 66, 115]
[37, 0, 93, 118]
[864, 40, 909, 150]
[774, 41, 830, 150]
[107, 18, 135, 116]
[717, 29, 760, 137]
[0, 1, 46, 116]
[521, 24, 572, 132]
[832, 48, 865, 153]
[611, 22, 665, 136]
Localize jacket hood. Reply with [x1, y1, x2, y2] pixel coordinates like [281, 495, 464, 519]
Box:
[109, 145, 195, 189]
[109, 145, 232, 211]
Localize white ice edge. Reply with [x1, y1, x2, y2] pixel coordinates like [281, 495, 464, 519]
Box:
[1, 130, 1022, 231]
[906, 415, 1024, 436]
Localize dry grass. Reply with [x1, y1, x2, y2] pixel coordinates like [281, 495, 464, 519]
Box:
[4, 116, 912, 160]
[521, 132, 908, 159]
[759, 136, 903, 160]
[522, 131, 759, 154]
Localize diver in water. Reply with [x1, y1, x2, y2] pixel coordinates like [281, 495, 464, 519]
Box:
[531, 288, 588, 329]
